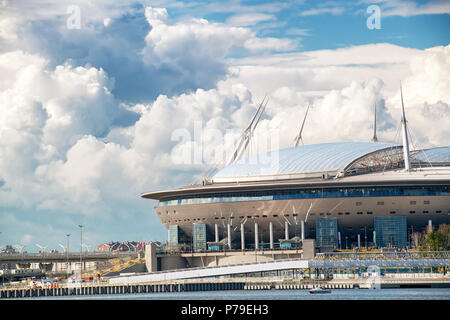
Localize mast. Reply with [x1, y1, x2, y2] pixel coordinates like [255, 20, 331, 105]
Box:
[226, 95, 268, 166]
[372, 102, 378, 142]
[293, 103, 310, 147]
[400, 83, 411, 171]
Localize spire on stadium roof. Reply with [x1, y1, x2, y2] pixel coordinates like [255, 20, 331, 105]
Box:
[400, 82, 411, 172]
[372, 102, 378, 143]
[226, 95, 269, 166]
[293, 103, 310, 147]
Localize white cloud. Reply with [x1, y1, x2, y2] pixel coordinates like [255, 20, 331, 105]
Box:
[2, 43, 449, 219]
[374, 0, 450, 17]
[223, 43, 425, 104]
[226, 13, 276, 26]
[144, 6, 169, 26]
[0, 15, 19, 41]
[21, 234, 33, 246]
[384, 45, 450, 147]
[0, 50, 128, 212]
[221, 43, 450, 150]
[142, 7, 296, 70]
[299, 7, 346, 16]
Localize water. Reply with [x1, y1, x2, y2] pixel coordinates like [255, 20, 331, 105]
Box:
[14, 288, 450, 300]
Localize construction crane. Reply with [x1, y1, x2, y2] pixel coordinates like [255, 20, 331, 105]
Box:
[293, 103, 310, 147]
[225, 95, 269, 166]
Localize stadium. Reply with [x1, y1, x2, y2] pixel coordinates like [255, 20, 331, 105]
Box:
[142, 95, 450, 252]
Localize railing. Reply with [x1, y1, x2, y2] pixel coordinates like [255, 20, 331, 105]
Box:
[0, 251, 138, 262]
[314, 251, 450, 261]
[157, 246, 302, 255]
[110, 256, 312, 279]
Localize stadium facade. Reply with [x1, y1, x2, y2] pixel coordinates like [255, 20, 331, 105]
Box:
[142, 95, 450, 251]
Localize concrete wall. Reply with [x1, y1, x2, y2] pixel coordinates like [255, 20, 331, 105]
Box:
[145, 243, 158, 272]
[146, 246, 306, 273]
[180, 250, 302, 269]
[302, 239, 315, 259]
[160, 256, 189, 271]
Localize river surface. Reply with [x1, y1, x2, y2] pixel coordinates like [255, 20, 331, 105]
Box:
[15, 288, 450, 300]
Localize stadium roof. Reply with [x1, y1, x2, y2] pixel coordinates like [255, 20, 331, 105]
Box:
[412, 146, 450, 164]
[214, 142, 397, 178]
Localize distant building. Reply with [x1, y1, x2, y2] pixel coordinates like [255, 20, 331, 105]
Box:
[1, 245, 16, 254]
[97, 241, 148, 252]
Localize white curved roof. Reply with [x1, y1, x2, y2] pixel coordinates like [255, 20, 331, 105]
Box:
[214, 142, 396, 178]
[412, 146, 450, 163]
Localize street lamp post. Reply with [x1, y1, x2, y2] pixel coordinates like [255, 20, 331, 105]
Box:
[365, 227, 368, 250]
[66, 234, 71, 275]
[78, 225, 84, 274]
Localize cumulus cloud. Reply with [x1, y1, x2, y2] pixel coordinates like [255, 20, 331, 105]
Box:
[0, 50, 135, 213]
[226, 13, 276, 26]
[222, 44, 449, 150]
[299, 7, 346, 16]
[2, 43, 449, 222]
[373, 0, 450, 17]
[385, 45, 450, 147]
[141, 7, 296, 92]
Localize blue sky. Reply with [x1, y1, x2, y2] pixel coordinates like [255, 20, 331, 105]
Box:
[0, 0, 449, 252]
[165, 0, 450, 51]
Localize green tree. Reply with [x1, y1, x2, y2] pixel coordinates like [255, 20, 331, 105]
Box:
[437, 224, 450, 249]
[424, 231, 446, 251]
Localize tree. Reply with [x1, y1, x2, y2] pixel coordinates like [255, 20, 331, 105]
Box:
[424, 231, 446, 251]
[437, 224, 450, 249]
[411, 231, 426, 248]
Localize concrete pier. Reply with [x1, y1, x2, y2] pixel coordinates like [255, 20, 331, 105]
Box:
[0, 282, 245, 299]
[1, 278, 449, 299]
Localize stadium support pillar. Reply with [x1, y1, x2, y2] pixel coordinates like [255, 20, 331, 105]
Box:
[358, 234, 361, 249]
[145, 242, 157, 272]
[254, 222, 259, 250]
[227, 223, 231, 250]
[301, 220, 305, 241]
[269, 222, 274, 249]
[428, 220, 433, 233]
[215, 224, 219, 242]
[241, 223, 245, 250]
[285, 221, 289, 240]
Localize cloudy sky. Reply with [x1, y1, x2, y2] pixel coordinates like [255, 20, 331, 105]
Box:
[0, 0, 449, 252]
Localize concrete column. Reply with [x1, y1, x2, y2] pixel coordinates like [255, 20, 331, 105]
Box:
[254, 222, 259, 250]
[241, 223, 245, 250]
[215, 224, 219, 242]
[428, 219, 433, 233]
[269, 222, 274, 249]
[301, 220, 305, 241]
[227, 223, 231, 250]
[357, 234, 361, 249]
[285, 221, 289, 240]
